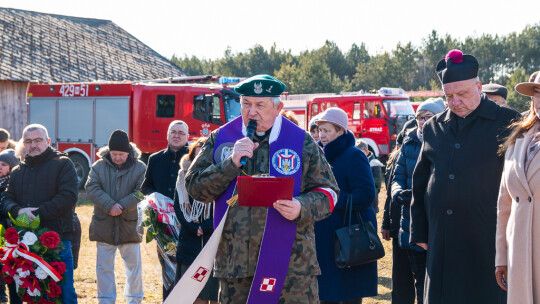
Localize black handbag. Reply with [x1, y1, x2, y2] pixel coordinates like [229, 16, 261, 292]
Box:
[334, 194, 385, 268]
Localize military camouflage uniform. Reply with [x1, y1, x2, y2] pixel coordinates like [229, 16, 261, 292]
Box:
[186, 128, 339, 303]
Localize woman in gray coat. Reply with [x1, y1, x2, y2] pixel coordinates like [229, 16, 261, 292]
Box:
[86, 130, 146, 304]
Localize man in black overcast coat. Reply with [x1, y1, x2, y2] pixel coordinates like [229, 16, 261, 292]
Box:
[410, 50, 520, 304]
[141, 120, 189, 299]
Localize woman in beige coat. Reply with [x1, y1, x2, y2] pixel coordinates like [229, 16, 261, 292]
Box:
[496, 72, 540, 303]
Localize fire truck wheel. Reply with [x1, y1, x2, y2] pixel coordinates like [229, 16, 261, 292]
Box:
[69, 153, 90, 190]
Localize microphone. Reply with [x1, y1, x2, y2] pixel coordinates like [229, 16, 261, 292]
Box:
[240, 120, 258, 166]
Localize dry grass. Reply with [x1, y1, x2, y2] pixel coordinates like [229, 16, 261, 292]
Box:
[74, 186, 393, 303]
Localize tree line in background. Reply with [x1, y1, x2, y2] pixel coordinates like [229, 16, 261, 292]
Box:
[171, 24, 540, 112]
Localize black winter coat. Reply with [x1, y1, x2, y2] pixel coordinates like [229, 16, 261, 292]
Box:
[392, 127, 424, 251]
[392, 128, 421, 196]
[2, 147, 78, 240]
[142, 146, 189, 199]
[173, 193, 213, 265]
[410, 97, 520, 304]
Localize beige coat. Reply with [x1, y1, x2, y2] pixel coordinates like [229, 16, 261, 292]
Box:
[86, 144, 146, 245]
[496, 125, 540, 304]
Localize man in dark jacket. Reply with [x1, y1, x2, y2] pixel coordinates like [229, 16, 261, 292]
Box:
[410, 50, 520, 304]
[141, 120, 189, 299]
[1, 124, 78, 303]
[142, 120, 189, 199]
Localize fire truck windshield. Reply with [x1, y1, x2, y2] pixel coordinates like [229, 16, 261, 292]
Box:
[222, 90, 241, 122]
[383, 99, 415, 118]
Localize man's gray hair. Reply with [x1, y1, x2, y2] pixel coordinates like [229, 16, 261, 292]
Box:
[23, 124, 49, 139]
[270, 97, 282, 107]
[240, 96, 282, 107]
[168, 120, 188, 133]
[356, 139, 369, 151]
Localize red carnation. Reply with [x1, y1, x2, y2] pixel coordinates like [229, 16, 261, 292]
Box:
[22, 293, 35, 303]
[49, 261, 66, 275]
[46, 280, 61, 298]
[38, 299, 55, 304]
[39, 231, 60, 249]
[445, 49, 463, 64]
[4, 227, 19, 244]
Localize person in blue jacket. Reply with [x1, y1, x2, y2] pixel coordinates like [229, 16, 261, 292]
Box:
[391, 98, 444, 304]
[314, 108, 377, 304]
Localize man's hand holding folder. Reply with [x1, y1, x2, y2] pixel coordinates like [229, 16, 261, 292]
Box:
[237, 176, 301, 221]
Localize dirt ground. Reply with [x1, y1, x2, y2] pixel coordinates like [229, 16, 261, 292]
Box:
[74, 186, 393, 303]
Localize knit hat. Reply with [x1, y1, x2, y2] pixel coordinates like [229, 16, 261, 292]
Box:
[0, 149, 19, 169]
[417, 98, 445, 115]
[108, 130, 130, 153]
[315, 108, 349, 131]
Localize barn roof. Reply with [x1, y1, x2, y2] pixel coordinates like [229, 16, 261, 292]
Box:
[0, 7, 185, 82]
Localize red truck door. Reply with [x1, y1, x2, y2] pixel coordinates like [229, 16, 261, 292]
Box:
[360, 100, 389, 154]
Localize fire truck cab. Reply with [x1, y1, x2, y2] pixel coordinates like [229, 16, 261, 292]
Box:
[301, 88, 415, 160]
[27, 79, 242, 188]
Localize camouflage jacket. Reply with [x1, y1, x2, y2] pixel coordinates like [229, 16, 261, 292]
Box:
[185, 128, 339, 278]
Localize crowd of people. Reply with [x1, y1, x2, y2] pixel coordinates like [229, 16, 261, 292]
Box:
[0, 48, 539, 304]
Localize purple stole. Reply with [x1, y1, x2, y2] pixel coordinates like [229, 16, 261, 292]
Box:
[212, 115, 305, 303]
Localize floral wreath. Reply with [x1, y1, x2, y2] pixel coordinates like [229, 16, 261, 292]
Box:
[0, 213, 66, 304]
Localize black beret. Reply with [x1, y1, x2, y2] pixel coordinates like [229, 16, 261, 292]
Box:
[436, 50, 479, 84]
[482, 84, 507, 99]
[234, 74, 286, 97]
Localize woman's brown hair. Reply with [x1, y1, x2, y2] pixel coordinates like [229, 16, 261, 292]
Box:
[188, 137, 208, 161]
[500, 101, 537, 154]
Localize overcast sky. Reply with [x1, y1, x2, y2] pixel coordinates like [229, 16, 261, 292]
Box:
[2, 0, 540, 60]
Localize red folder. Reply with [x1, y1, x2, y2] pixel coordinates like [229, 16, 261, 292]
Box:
[237, 176, 294, 207]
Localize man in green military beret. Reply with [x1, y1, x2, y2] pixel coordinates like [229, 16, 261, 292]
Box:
[185, 74, 339, 303]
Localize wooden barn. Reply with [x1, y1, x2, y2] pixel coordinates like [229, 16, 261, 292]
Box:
[0, 7, 185, 139]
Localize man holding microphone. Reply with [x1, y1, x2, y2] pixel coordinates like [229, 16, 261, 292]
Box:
[185, 75, 339, 303]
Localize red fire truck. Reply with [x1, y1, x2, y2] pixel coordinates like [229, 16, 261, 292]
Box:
[26, 76, 242, 187]
[282, 88, 415, 161]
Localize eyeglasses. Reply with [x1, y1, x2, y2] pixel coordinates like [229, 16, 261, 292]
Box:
[169, 131, 187, 136]
[23, 138, 45, 144]
[416, 115, 434, 122]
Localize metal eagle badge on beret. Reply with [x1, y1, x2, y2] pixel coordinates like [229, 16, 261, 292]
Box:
[234, 74, 286, 97]
[272, 149, 301, 175]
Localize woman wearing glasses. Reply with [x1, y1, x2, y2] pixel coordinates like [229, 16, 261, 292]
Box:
[391, 98, 445, 304]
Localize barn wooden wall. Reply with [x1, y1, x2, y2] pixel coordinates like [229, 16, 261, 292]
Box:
[0, 80, 28, 140]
